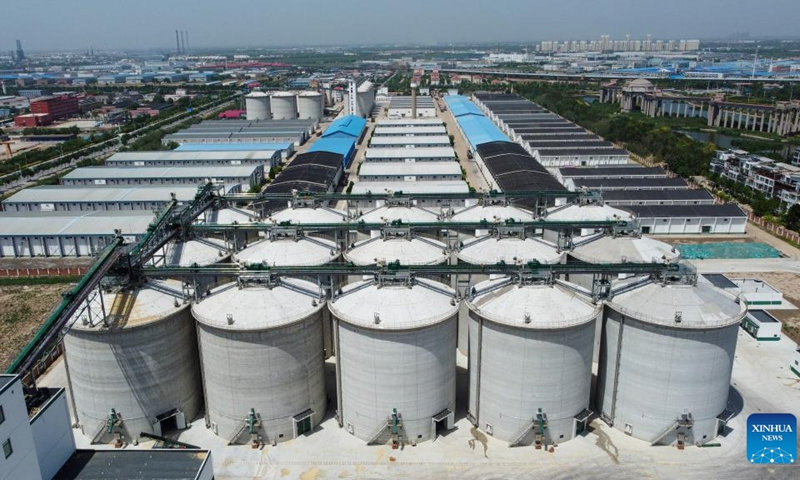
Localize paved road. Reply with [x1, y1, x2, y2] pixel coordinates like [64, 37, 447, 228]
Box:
[437, 95, 489, 191]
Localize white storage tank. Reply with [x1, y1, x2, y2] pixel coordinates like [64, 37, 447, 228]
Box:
[297, 91, 324, 121]
[597, 274, 746, 445]
[63, 280, 202, 442]
[467, 277, 601, 445]
[344, 232, 448, 266]
[543, 203, 634, 244]
[330, 277, 458, 444]
[267, 206, 348, 225]
[236, 232, 339, 266]
[193, 278, 327, 443]
[245, 92, 271, 120]
[270, 92, 298, 120]
[457, 235, 564, 266]
[155, 237, 230, 268]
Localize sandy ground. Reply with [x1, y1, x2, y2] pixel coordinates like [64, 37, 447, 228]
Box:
[0, 283, 73, 370]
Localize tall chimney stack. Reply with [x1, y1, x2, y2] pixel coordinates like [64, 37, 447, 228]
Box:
[175, 30, 181, 55]
[185, 31, 190, 55]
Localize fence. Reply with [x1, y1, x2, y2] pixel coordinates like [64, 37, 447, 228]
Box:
[748, 212, 800, 245]
[0, 266, 90, 278]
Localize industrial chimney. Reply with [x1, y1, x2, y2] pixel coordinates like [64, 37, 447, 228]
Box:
[175, 30, 181, 55]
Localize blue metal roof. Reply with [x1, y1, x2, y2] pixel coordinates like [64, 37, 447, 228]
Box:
[444, 95, 485, 117]
[175, 143, 292, 152]
[308, 137, 357, 166]
[323, 115, 366, 139]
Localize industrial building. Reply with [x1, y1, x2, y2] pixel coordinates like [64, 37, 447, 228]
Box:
[600, 189, 715, 206]
[163, 119, 317, 147]
[0, 211, 155, 257]
[375, 118, 444, 127]
[358, 162, 462, 182]
[568, 177, 690, 191]
[1, 185, 202, 213]
[387, 96, 438, 118]
[104, 150, 281, 169]
[369, 135, 451, 149]
[372, 125, 448, 137]
[308, 115, 367, 167]
[175, 142, 295, 159]
[343, 80, 376, 118]
[364, 147, 456, 162]
[627, 204, 748, 234]
[60, 165, 264, 191]
[29, 94, 79, 121]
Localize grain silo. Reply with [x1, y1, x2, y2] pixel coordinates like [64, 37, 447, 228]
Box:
[467, 277, 601, 446]
[155, 237, 230, 268]
[245, 92, 271, 120]
[344, 232, 448, 266]
[297, 91, 324, 121]
[193, 278, 326, 444]
[235, 231, 339, 266]
[543, 203, 634, 245]
[330, 277, 458, 444]
[267, 205, 348, 225]
[358, 204, 440, 224]
[63, 280, 202, 443]
[597, 273, 746, 446]
[457, 235, 564, 266]
[270, 92, 298, 120]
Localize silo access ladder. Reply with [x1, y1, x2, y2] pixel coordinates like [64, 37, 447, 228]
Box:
[508, 409, 549, 448]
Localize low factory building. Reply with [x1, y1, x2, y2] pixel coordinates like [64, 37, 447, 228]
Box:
[60, 165, 264, 192]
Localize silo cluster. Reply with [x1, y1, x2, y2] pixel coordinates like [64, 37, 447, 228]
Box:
[244, 91, 325, 122]
[61, 199, 746, 451]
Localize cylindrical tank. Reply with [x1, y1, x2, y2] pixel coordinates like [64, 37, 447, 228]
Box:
[330, 278, 458, 444]
[64, 281, 202, 442]
[236, 233, 339, 266]
[267, 206, 348, 225]
[270, 92, 298, 120]
[245, 92, 271, 120]
[543, 204, 634, 244]
[297, 92, 324, 120]
[193, 278, 326, 443]
[468, 277, 601, 445]
[597, 275, 746, 445]
[457, 235, 564, 266]
[158, 237, 230, 268]
[344, 234, 448, 266]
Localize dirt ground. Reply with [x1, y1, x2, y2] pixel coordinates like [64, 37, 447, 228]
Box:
[0, 283, 72, 371]
[746, 272, 800, 344]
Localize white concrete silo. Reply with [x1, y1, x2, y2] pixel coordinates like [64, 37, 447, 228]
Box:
[236, 232, 339, 267]
[297, 91, 324, 121]
[330, 277, 458, 444]
[597, 274, 746, 446]
[457, 235, 564, 266]
[193, 278, 327, 444]
[270, 92, 298, 120]
[63, 281, 202, 442]
[344, 232, 449, 266]
[467, 277, 601, 445]
[267, 205, 348, 225]
[245, 92, 271, 120]
[543, 203, 634, 245]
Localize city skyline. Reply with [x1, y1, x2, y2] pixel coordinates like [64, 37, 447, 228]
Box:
[2, 0, 799, 52]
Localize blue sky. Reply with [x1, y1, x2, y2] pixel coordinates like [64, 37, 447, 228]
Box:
[3, 0, 799, 51]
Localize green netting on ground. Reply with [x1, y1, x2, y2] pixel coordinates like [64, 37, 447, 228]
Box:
[678, 242, 781, 260]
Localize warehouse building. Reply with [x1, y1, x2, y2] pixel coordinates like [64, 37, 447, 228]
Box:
[105, 150, 281, 169]
[557, 166, 668, 182]
[308, 115, 366, 167]
[627, 204, 747, 234]
[163, 119, 317, 147]
[600, 189, 715, 206]
[175, 142, 295, 159]
[387, 95, 437, 118]
[364, 147, 456, 162]
[444, 95, 509, 152]
[358, 162, 462, 182]
[375, 118, 444, 127]
[568, 177, 690, 191]
[369, 135, 451, 149]
[372, 125, 447, 137]
[533, 148, 630, 167]
[0, 211, 155, 257]
[60, 165, 264, 191]
[1, 185, 201, 213]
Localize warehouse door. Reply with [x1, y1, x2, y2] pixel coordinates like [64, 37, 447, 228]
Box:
[293, 409, 314, 438]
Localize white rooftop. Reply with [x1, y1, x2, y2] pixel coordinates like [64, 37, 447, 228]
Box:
[468, 277, 601, 329]
[330, 278, 458, 330]
[105, 151, 277, 163]
[358, 205, 441, 223]
[376, 119, 444, 127]
[158, 237, 229, 267]
[71, 280, 187, 330]
[3, 185, 201, 204]
[344, 236, 448, 266]
[359, 162, 461, 177]
[0, 211, 155, 237]
[351, 181, 469, 196]
[62, 165, 260, 180]
[545, 203, 634, 222]
[369, 135, 451, 147]
[267, 206, 348, 224]
[458, 236, 564, 265]
[372, 126, 448, 136]
[451, 204, 536, 223]
[196, 207, 258, 224]
[608, 276, 746, 329]
[365, 147, 456, 160]
[192, 279, 324, 331]
[236, 236, 339, 266]
[571, 235, 679, 264]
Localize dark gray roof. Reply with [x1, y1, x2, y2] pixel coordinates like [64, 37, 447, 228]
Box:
[573, 177, 688, 189]
[54, 450, 209, 480]
[560, 166, 667, 178]
[536, 148, 629, 156]
[520, 128, 587, 136]
[475, 142, 565, 193]
[749, 310, 780, 323]
[626, 204, 746, 218]
[518, 133, 601, 142]
[527, 141, 615, 150]
[474, 93, 525, 101]
[702, 273, 738, 289]
[601, 189, 714, 201]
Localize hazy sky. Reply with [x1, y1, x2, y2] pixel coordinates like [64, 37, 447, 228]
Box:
[3, 0, 799, 52]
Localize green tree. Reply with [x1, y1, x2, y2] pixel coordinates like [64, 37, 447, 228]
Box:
[785, 204, 800, 232]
